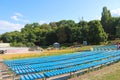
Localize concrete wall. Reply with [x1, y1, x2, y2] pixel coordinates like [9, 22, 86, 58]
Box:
[0, 47, 29, 54]
[0, 43, 10, 48]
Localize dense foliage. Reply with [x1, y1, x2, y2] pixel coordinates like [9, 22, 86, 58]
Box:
[101, 7, 120, 39]
[0, 7, 120, 47]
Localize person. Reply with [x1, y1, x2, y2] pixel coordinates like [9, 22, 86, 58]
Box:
[117, 43, 120, 50]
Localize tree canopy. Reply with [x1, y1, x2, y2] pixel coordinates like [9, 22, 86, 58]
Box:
[0, 7, 120, 47]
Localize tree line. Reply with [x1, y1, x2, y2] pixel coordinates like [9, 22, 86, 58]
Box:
[0, 7, 120, 47]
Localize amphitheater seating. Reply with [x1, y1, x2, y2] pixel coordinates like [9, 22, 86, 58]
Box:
[4, 50, 120, 80]
[93, 45, 117, 51]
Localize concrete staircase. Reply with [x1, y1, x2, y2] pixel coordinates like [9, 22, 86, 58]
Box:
[0, 60, 20, 80]
[0, 59, 12, 80]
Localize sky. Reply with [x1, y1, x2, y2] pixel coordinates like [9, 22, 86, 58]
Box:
[0, 0, 120, 34]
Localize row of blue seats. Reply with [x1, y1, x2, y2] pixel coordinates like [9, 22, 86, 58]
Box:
[7, 52, 100, 71]
[20, 73, 44, 80]
[12, 52, 105, 72]
[15, 51, 120, 75]
[20, 55, 120, 80]
[5, 50, 120, 80]
[15, 52, 101, 69]
[94, 48, 115, 51]
[12, 51, 116, 70]
[15, 55, 105, 75]
[5, 52, 84, 65]
[5, 51, 98, 66]
[15, 53, 105, 74]
[44, 55, 120, 77]
[93, 45, 117, 51]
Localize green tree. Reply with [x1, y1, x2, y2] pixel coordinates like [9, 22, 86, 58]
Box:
[40, 23, 51, 30]
[56, 20, 76, 27]
[107, 17, 119, 39]
[116, 19, 120, 38]
[78, 21, 89, 41]
[46, 29, 57, 45]
[101, 6, 111, 33]
[34, 29, 48, 46]
[70, 27, 82, 43]
[56, 26, 67, 43]
[88, 20, 108, 44]
[49, 22, 57, 28]
[1, 32, 13, 43]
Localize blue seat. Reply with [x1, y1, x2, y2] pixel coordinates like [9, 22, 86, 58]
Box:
[31, 74, 38, 79]
[24, 75, 30, 80]
[20, 75, 26, 80]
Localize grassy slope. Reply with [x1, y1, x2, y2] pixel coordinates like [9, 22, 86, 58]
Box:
[88, 62, 120, 80]
[69, 61, 120, 80]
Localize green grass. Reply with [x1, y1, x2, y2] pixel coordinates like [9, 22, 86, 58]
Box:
[77, 62, 120, 80]
[93, 69, 120, 80]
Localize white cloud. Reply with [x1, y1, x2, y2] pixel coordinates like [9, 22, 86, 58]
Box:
[11, 15, 19, 21]
[11, 12, 30, 23]
[111, 8, 120, 17]
[15, 12, 23, 17]
[0, 20, 24, 34]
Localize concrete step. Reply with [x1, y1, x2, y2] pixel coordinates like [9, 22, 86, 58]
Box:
[2, 74, 12, 79]
[2, 75, 20, 80]
[2, 72, 9, 75]
[0, 70, 9, 72]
